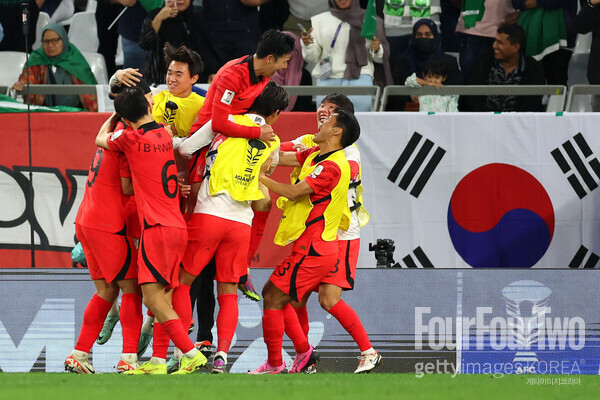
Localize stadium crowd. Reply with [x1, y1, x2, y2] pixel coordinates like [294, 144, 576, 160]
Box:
[0, 0, 596, 112]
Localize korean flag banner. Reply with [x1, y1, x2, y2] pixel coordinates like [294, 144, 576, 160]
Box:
[354, 112, 600, 269]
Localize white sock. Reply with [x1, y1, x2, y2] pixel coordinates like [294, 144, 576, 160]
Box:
[183, 348, 198, 359]
[72, 349, 88, 359]
[361, 347, 375, 355]
[121, 353, 137, 363]
[173, 347, 183, 361]
[149, 357, 166, 365]
[214, 351, 227, 364]
[141, 316, 154, 335]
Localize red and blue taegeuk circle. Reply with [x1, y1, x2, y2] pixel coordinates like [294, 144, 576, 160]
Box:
[447, 163, 554, 268]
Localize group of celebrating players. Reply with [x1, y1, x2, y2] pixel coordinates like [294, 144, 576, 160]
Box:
[64, 29, 382, 376]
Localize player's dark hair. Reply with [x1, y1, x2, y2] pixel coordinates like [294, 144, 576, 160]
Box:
[248, 81, 290, 117]
[497, 23, 526, 53]
[114, 87, 149, 123]
[255, 29, 295, 59]
[423, 57, 449, 79]
[335, 109, 360, 148]
[109, 77, 151, 100]
[164, 43, 205, 77]
[321, 93, 355, 114]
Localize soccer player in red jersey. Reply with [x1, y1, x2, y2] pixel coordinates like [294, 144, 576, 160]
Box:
[175, 82, 289, 373]
[280, 94, 382, 374]
[95, 87, 206, 375]
[64, 131, 140, 375]
[249, 109, 360, 374]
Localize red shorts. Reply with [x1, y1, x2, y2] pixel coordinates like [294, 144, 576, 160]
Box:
[270, 240, 337, 302]
[138, 225, 187, 287]
[181, 213, 250, 283]
[320, 239, 359, 290]
[76, 223, 137, 283]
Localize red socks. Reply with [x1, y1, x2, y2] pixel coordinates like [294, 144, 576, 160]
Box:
[283, 304, 310, 354]
[328, 300, 372, 352]
[75, 294, 113, 353]
[247, 211, 270, 265]
[294, 305, 310, 337]
[263, 309, 284, 367]
[161, 319, 195, 354]
[172, 284, 192, 333]
[152, 321, 170, 359]
[120, 293, 142, 354]
[216, 294, 238, 353]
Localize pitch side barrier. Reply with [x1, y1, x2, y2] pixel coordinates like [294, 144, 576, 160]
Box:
[2, 84, 570, 113]
[0, 268, 597, 375]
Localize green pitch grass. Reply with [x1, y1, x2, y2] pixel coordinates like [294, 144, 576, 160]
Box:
[0, 373, 597, 400]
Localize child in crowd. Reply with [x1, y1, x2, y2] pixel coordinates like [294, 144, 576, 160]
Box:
[405, 57, 458, 112]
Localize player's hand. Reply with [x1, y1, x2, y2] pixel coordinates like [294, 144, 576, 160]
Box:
[260, 152, 275, 176]
[11, 81, 24, 91]
[292, 143, 308, 152]
[117, 0, 137, 7]
[178, 178, 191, 198]
[301, 28, 314, 46]
[370, 37, 381, 52]
[259, 124, 277, 146]
[115, 68, 142, 87]
[165, 124, 176, 138]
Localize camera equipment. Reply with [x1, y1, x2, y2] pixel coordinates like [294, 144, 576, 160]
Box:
[368, 238, 399, 268]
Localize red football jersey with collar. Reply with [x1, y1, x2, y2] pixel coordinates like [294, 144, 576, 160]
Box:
[75, 148, 131, 233]
[107, 121, 186, 230]
[292, 147, 343, 252]
[190, 55, 268, 139]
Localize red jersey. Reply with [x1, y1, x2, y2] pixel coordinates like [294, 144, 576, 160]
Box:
[191, 55, 268, 139]
[76, 148, 131, 233]
[293, 147, 343, 252]
[107, 121, 185, 230]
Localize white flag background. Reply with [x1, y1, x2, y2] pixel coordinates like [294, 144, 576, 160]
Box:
[355, 112, 600, 269]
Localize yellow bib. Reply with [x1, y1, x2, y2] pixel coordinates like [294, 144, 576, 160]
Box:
[274, 149, 351, 246]
[208, 114, 280, 202]
[152, 90, 205, 137]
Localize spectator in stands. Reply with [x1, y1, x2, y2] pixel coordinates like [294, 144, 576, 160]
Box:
[456, 0, 518, 83]
[139, 0, 220, 85]
[11, 23, 98, 111]
[465, 23, 544, 112]
[576, 0, 600, 111]
[202, 0, 266, 65]
[0, 22, 3, 44]
[271, 31, 304, 111]
[0, 0, 39, 52]
[391, 18, 459, 110]
[301, 0, 392, 112]
[282, 0, 329, 36]
[512, 0, 576, 86]
[405, 56, 459, 112]
[38, 0, 75, 24]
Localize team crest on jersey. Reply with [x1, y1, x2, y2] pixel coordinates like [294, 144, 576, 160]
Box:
[310, 165, 324, 178]
[110, 130, 123, 140]
[221, 90, 235, 105]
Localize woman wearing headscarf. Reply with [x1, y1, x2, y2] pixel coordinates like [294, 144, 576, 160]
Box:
[390, 18, 459, 110]
[301, 0, 392, 112]
[11, 23, 98, 111]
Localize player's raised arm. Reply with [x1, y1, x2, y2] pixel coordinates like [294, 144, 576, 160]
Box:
[95, 113, 120, 149]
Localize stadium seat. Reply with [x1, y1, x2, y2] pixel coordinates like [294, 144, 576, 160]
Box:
[69, 12, 99, 53]
[574, 32, 592, 54]
[82, 52, 108, 84]
[86, 0, 97, 12]
[33, 12, 51, 50]
[567, 53, 592, 112]
[0, 52, 27, 88]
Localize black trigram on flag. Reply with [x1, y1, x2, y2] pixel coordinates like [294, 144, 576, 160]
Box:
[387, 131, 446, 198]
[569, 245, 600, 268]
[397, 247, 435, 268]
[551, 133, 600, 199]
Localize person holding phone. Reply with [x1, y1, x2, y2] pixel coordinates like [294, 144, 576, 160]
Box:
[300, 0, 392, 112]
